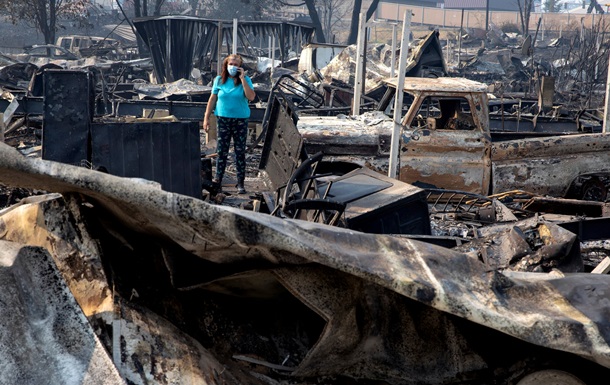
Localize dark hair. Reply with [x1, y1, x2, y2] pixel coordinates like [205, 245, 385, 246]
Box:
[220, 54, 243, 86]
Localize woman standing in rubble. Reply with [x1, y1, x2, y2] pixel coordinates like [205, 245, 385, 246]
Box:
[203, 54, 255, 194]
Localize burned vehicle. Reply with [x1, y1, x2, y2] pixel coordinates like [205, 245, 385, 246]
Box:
[295, 77, 610, 202]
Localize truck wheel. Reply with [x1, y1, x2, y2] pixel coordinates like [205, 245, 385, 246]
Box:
[516, 369, 586, 385]
[581, 178, 607, 202]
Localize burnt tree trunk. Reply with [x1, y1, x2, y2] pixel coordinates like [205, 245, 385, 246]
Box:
[347, 0, 380, 45]
[304, 0, 326, 43]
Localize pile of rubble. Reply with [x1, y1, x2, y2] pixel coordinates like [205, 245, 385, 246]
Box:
[1, 18, 610, 385]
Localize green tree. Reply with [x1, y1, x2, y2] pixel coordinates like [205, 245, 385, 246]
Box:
[0, 0, 90, 44]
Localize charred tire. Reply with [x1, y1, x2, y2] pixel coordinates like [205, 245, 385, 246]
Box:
[581, 178, 608, 202]
[515, 369, 586, 385]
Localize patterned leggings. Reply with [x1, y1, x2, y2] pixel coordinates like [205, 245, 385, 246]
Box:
[215, 117, 248, 184]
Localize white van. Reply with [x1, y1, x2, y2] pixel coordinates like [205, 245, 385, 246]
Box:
[56, 35, 121, 57]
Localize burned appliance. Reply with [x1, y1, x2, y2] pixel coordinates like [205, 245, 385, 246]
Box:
[316, 167, 431, 235]
[259, 96, 431, 236]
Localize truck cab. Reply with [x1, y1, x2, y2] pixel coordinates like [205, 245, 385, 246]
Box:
[56, 35, 121, 58]
[386, 77, 493, 195]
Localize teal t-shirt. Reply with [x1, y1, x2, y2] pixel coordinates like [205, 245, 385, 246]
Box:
[212, 75, 253, 119]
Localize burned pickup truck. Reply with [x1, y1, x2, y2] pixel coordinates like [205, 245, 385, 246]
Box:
[296, 77, 610, 201]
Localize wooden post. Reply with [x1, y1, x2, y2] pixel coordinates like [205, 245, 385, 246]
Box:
[592, 257, 610, 274]
[388, 10, 411, 179]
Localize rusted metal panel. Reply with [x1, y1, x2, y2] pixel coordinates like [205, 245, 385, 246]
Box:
[492, 133, 610, 197]
[399, 91, 492, 194]
[492, 133, 610, 159]
[522, 196, 610, 217]
[297, 111, 393, 156]
[298, 119, 384, 156]
[489, 118, 598, 133]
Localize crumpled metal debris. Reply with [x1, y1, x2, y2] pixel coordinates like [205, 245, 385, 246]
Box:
[320, 31, 446, 94]
[0, 142, 610, 384]
[454, 220, 583, 272]
[133, 78, 212, 100]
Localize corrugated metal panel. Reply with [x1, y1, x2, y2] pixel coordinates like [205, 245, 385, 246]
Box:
[133, 17, 315, 83]
[103, 24, 137, 42]
[90, 121, 202, 199]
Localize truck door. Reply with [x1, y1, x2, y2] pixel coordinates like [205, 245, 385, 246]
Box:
[398, 94, 492, 195]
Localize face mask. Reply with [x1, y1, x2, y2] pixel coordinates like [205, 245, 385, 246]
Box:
[227, 65, 238, 77]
